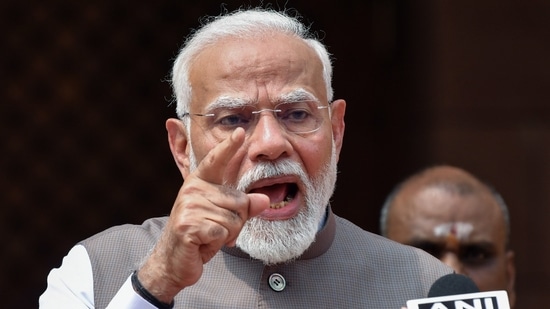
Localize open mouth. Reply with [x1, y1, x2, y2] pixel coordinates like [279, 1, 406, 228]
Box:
[250, 183, 298, 209]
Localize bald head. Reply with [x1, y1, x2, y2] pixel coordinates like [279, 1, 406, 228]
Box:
[380, 165, 516, 307]
[381, 166, 510, 240]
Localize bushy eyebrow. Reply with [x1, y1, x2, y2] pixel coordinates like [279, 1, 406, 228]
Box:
[205, 88, 321, 113]
[277, 88, 320, 104]
[205, 96, 252, 113]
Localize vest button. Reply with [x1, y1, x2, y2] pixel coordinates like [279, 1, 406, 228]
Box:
[268, 273, 286, 292]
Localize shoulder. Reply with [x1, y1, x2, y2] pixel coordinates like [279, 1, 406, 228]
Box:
[323, 215, 452, 304]
[82, 217, 167, 242]
[332, 214, 452, 276]
[333, 214, 396, 248]
[79, 216, 168, 256]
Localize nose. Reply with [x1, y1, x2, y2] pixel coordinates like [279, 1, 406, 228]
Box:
[440, 252, 465, 274]
[246, 111, 292, 161]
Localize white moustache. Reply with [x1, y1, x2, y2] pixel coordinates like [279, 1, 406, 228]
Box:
[236, 159, 308, 192]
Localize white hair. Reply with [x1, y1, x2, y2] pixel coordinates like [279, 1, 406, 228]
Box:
[170, 8, 334, 125]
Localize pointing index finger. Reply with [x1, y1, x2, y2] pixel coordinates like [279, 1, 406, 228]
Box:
[194, 128, 245, 185]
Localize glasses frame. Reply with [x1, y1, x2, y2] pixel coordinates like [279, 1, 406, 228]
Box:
[181, 101, 331, 137]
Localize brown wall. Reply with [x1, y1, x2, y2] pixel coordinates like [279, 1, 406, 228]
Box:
[2, 1, 549, 307]
[419, 2, 550, 307]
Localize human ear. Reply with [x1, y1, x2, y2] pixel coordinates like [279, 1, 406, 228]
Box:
[329, 99, 346, 161]
[166, 118, 191, 178]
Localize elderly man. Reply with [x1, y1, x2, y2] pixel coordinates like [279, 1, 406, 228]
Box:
[40, 7, 452, 308]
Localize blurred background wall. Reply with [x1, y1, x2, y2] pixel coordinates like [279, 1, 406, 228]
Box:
[1, 0, 549, 307]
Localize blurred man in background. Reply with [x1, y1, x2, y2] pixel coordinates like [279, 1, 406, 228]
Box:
[380, 165, 516, 308]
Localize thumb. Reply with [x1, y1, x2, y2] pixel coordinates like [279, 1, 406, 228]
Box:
[247, 193, 270, 218]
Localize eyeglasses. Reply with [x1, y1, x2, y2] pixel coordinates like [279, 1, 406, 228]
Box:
[182, 101, 330, 140]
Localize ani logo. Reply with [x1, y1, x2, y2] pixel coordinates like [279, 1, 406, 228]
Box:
[407, 291, 510, 309]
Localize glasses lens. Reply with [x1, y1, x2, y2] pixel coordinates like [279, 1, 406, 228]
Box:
[275, 101, 326, 133]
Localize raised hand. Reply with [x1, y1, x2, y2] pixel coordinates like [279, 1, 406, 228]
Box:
[136, 127, 269, 303]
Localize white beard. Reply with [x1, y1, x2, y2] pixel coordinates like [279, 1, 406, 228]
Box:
[188, 141, 338, 265]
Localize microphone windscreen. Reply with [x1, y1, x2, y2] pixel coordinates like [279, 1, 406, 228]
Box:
[427, 273, 480, 297]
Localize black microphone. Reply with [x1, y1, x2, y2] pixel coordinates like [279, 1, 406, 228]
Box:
[428, 273, 479, 297]
[407, 273, 510, 309]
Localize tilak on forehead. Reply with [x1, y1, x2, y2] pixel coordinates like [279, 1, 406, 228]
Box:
[434, 222, 474, 242]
